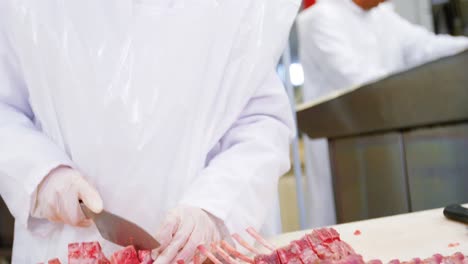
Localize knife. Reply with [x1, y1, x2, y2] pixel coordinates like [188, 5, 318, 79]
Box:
[443, 204, 468, 224]
[80, 201, 160, 250]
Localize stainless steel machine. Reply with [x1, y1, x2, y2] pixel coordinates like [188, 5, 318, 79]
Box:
[297, 51, 468, 223]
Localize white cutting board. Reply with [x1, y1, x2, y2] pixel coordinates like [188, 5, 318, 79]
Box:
[269, 205, 468, 262]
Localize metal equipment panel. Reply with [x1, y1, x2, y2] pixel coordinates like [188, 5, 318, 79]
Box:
[330, 133, 410, 223]
[297, 51, 468, 139]
[404, 124, 468, 211]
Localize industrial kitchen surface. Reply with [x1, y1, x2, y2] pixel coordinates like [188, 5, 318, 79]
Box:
[270, 205, 468, 262]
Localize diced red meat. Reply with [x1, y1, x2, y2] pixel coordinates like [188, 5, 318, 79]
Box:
[305, 228, 347, 260]
[335, 254, 365, 264]
[305, 234, 335, 260]
[448, 243, 460, 248]
[109, 245, 140, 264]
[311, 243, 334, 260]
[433, 254, 444, 264]
[254, 252, 281, 264]
[277, 244, 303, 264]
[442, 252, 465, 264]
[354, 230, 361, 236]
[82, 242, 102, 258]
[137, 250, 154, 264]
[367, 260, 383, 264]
[303, 229, 354, 262]
[68, 242, 110, 264]
[423, 254, 444, 264]
[325, 241, 356, 260]
[48, 258, 62, 264]
[290, 238, 319, 264]
[45, 228, 468, 264]
[329, 229, 341, 240]
[68, 242, 82, 262]
[83, 242, 111, 263]
[308, 228, 340, 244]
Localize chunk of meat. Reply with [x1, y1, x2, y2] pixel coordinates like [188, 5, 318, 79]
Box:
[68, 242, 110, 264]
[442, 252, 465, 264]
[48, 258, 62, 264]
[325, 241, 356, 260]
[68, 243, 82, 262]
[367, 260, 383, 264]
[422, 254, 444, 264]
[306, 228, 349, 260]
[290, 238, 319, 264]
[84, 242, 111, 263]
[254, 252, 281, 264]
[109, 245, 140, 264]
[308, 228, 341, 244]
[335, 255, 365, 264]
[277, 244, 303, 264]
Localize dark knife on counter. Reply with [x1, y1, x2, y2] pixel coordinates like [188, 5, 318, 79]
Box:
[443, 204, 468, 224]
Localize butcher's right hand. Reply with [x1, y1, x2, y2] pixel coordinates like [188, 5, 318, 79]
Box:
[30, 166, 103, 227]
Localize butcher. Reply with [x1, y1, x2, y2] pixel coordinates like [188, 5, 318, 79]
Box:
[297, 0, 468, 228]
[0, 0, 300, 263]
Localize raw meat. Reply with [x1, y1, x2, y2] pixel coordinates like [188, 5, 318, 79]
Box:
[68, 242, 110, 264]
[254, 253, 282, 264]
[42, 227, 467, 264]
[201, 227, 468, 264]
[290, 238, 319, 264]
[277, 244, 303, 264]
[335, 254, 365, 264]
[109, 246, 140, 264]
[306, 228, 351, 261]
[68, 243, 82, 262]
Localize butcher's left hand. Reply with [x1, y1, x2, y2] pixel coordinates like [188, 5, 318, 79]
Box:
[152, 206, 223, 264]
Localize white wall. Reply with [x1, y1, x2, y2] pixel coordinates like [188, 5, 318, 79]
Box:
[392, 0, 434, 32]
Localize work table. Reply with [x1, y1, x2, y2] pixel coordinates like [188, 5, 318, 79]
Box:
[270, 205, 468, 262]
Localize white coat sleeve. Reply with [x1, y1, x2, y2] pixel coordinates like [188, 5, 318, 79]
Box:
[179, 70, 294, 234]
[0, 22, 74, 228]
[297, 10, 388, 90]
[387, 10, 468, 68]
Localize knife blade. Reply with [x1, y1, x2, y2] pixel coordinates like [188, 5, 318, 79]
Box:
[80, 202, 160, 250]
[443, 204, 468, 224]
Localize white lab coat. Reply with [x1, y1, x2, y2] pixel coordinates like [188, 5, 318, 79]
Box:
[297, 0, 468, 228]
[0, 0, 300, 262]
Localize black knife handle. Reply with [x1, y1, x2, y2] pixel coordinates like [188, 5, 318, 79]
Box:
[443, 204, 468, 224]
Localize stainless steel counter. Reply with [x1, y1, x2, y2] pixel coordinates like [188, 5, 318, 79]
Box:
[297, 50, 468, 223]
[297, 50, 468, 140]
[269, 205, 468, 262]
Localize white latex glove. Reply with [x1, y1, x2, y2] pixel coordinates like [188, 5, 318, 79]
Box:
[152, 206, 225, 264]
[30, 166, 103, 227]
